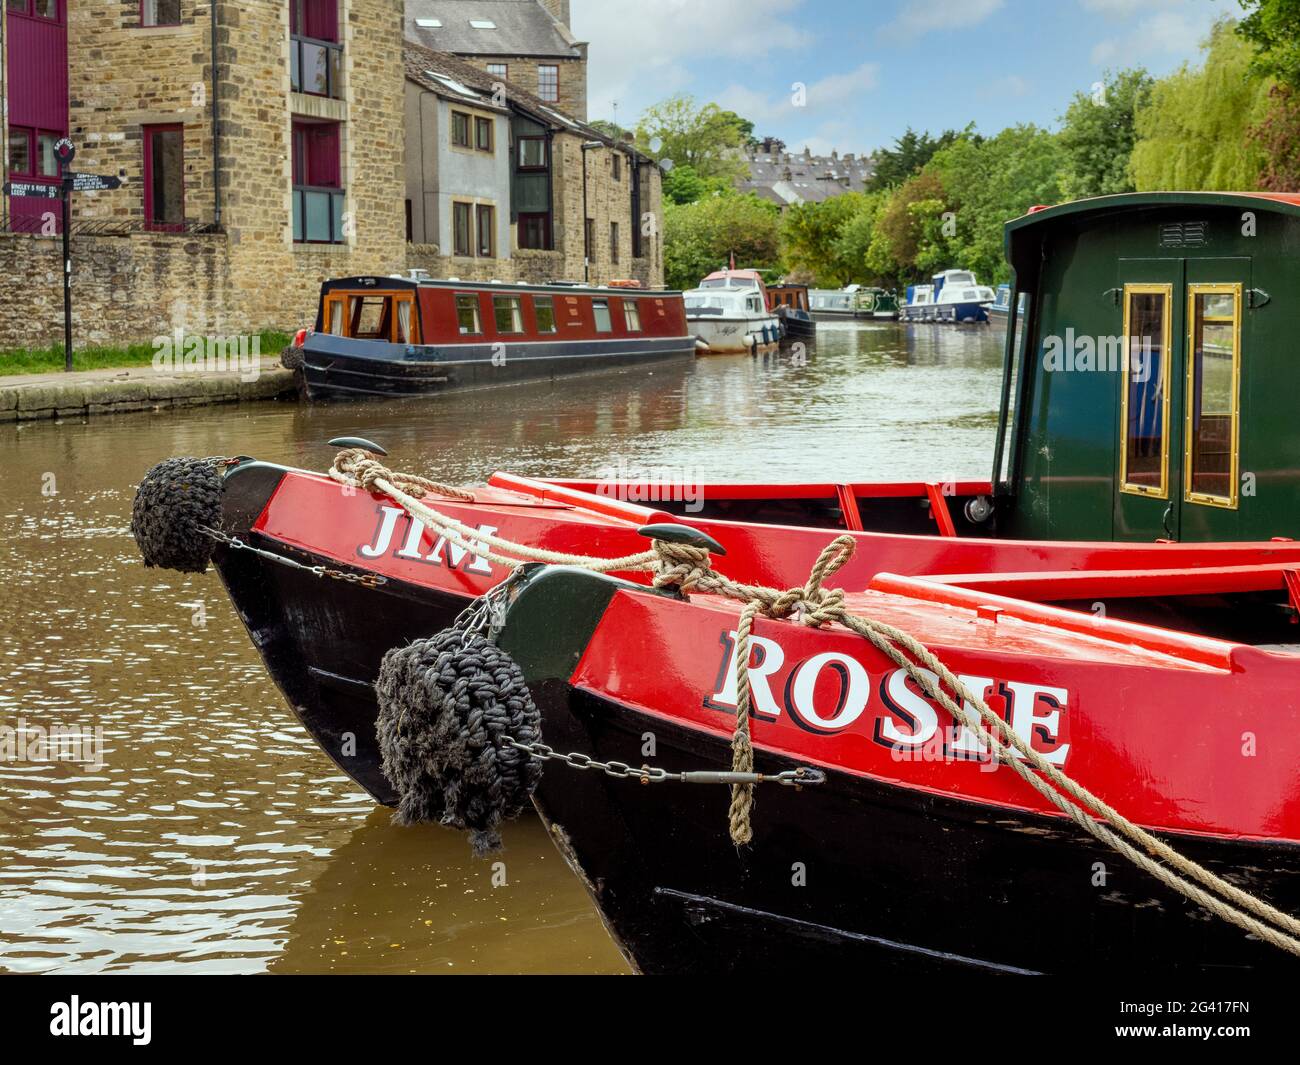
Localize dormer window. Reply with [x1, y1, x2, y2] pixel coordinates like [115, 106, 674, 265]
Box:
[469, 19, 496, 28]
[415, 17, 441, 27]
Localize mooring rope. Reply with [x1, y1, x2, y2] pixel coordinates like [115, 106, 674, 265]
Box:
[329, 448, 1300, 957]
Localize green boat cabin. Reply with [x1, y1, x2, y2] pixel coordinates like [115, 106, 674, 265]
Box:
[994, 192, 1300, 543]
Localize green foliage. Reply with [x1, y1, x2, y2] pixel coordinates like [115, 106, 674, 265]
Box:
[634, 95, 749, 183]
[865, 127, 968, 191]
[1251, 84, 1300, 189]
[662, 164, 732, 205]
[1131, 20, 1272, 190]
[1058, 69, 1154, 198]
[780, 192, 876, 285]
[663, 193, 782, 291]
[1237, 0, 1300, 89]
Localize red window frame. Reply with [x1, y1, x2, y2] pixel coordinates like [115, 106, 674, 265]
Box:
[143, 122, 185, 231]
[537, 65, 559, 103]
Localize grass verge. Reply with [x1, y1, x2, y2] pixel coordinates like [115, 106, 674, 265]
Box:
[0, 330, 292, 376]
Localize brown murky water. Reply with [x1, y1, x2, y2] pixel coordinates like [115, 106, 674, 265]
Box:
[0, 321, 1003, 973]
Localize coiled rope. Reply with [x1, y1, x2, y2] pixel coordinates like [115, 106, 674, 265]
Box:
[329, 448, 1300, 957]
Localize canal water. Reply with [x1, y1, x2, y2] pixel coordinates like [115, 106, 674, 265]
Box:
[0, 321, 1004, 973]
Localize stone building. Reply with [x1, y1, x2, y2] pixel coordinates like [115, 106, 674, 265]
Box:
[404, 0, 587, 120]
[737, 140, 876, 208]
[404, 45, 662, 288]
[0, 0, 407, 351]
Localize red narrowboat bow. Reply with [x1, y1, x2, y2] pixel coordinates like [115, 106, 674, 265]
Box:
[135, 192, 1300, 972]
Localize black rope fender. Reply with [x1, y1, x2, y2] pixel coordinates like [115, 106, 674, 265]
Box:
[375, 627, 542, 856]
[130, 457, 226, 574]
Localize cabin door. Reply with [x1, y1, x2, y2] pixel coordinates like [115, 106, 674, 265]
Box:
[1113, 257, 1250, 541]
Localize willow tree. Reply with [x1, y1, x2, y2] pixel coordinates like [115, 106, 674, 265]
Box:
[1130, 20, 1272, 190]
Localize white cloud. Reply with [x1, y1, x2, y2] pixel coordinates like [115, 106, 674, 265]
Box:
[572, 0, 815, 123]
[715, 63, 880, 127]
[884, 0, 1005, 40]
[1084, 0, 1239, 68]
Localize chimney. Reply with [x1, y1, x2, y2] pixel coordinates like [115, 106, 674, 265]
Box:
[540, 0, 572, 29]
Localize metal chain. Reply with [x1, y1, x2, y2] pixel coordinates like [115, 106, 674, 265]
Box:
[199, 526, 388, 588]
[501, 736, 825, 788]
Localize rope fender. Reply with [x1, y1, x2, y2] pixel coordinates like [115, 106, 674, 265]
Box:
[375, 627, 542, 856]
[130, 456, 226, 574]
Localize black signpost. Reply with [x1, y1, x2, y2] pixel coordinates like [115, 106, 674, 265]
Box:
[0, 139, 124, 371]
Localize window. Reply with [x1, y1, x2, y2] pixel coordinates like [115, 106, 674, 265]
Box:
[1185, 284, 1242, 508]
[474, 116, 494, 153]
[486, 63, 508, 78]
[476, 204, 495, 257]
[534, 296, 556, 333]
[292, 120, 343, 243]
[351, 296, 388, 338]
[538, 65, 559, 103]
[452, 202, 473, 256]
[144, 124, 185, 231]
[584, 218, 594, 260]
[610, 221, 619, 264]
[9, 0, 60, 19]
[517, 137, 547, 170]
[623, 299, 641, 332]
[1119, 284, 1172, 497]
[493, 296, 523, 334]
[612, 154, 621, 181]
[469, 18, 496, 28]
[518, 212, 551, 250]
[456, 294, 482, 334]
[35, 133, 58, 177]
[290, 0, 342, 96]
[592, 299, 612, 333]
[451, 111, 472, 148]
[141, 0, 181, 26]
[7, 129, 30, 176]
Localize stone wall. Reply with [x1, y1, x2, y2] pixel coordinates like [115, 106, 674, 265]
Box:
[461, 55, 586, 121]
[0, 230, 231, 352]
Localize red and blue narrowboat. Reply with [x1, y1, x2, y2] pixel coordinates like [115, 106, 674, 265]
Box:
[291, 276, 696, 399]
[137, 192, 1300, 973]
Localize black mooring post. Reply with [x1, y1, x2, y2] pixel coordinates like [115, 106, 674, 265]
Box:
[61, 178, 72, 372]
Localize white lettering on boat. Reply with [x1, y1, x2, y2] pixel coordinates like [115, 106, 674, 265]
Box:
[358, 504, 496, 575]
[706, 629, 1070, 766]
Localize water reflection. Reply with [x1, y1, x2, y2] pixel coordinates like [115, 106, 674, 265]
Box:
[0, 321, 1003, 972]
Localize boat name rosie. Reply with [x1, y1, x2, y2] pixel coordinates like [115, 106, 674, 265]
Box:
[706, 629, 1071, 765]
[359, 505, 496, 575]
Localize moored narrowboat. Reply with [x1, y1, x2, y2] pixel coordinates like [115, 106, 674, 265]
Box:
[136, 191, 1300, 974]
[293, 276, 696, 399]
[766, 282, 817, 342]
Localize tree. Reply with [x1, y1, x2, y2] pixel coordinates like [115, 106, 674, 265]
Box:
[1250, 84, 1300, 189]
[865, 127, 967, 191]
[868, 171, 950, 279]
[1237, 0, 1300, 89]
[1131, 19, 1271, 190]
[588, 119, 631, 142]
[780, 193, 873, 285]
[1058, 69, 1154, 199]
[661, 164, 731, 205]
[663, 193, 782, 290]
[718, 110, 758, 148]
[634, 95, 750, 183]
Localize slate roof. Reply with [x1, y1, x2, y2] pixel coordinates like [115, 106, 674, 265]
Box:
[737, 147, 875, 206]
[405, 0, 582, 58]
[404, 43, 652, 164]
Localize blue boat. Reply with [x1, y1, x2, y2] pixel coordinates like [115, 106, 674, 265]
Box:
[900, 269, 995, 323]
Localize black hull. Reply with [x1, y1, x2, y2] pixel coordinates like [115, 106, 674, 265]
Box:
[301, 334, 696, 400]
[779, 318, 817, 341]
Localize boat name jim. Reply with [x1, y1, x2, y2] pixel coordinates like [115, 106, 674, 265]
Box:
[705, 629, 1071, 766]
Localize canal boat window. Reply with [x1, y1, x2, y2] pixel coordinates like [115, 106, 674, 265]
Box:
[1120, 284, 1173, 498]
[534, 296, 557, 333]
[996, 292, 1032, 490]
[592, 299, 613, 333]
[323, 294, 346, 335]
[623, 299, 641, 331]
[349, 297, 389, 340]
[456, 294, 482, 334]
[476, 204, 495, 257]
[475, 116, 494, 153]
[452, 202, 472, 256]
[451, 111, 472, 148]
[518, 137, 547, 170]
[1185, 283, 1242, 508]
[494, 296, 524, 334]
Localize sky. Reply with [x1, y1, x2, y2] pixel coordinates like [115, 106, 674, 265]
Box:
[570, 0, 1240, 156]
